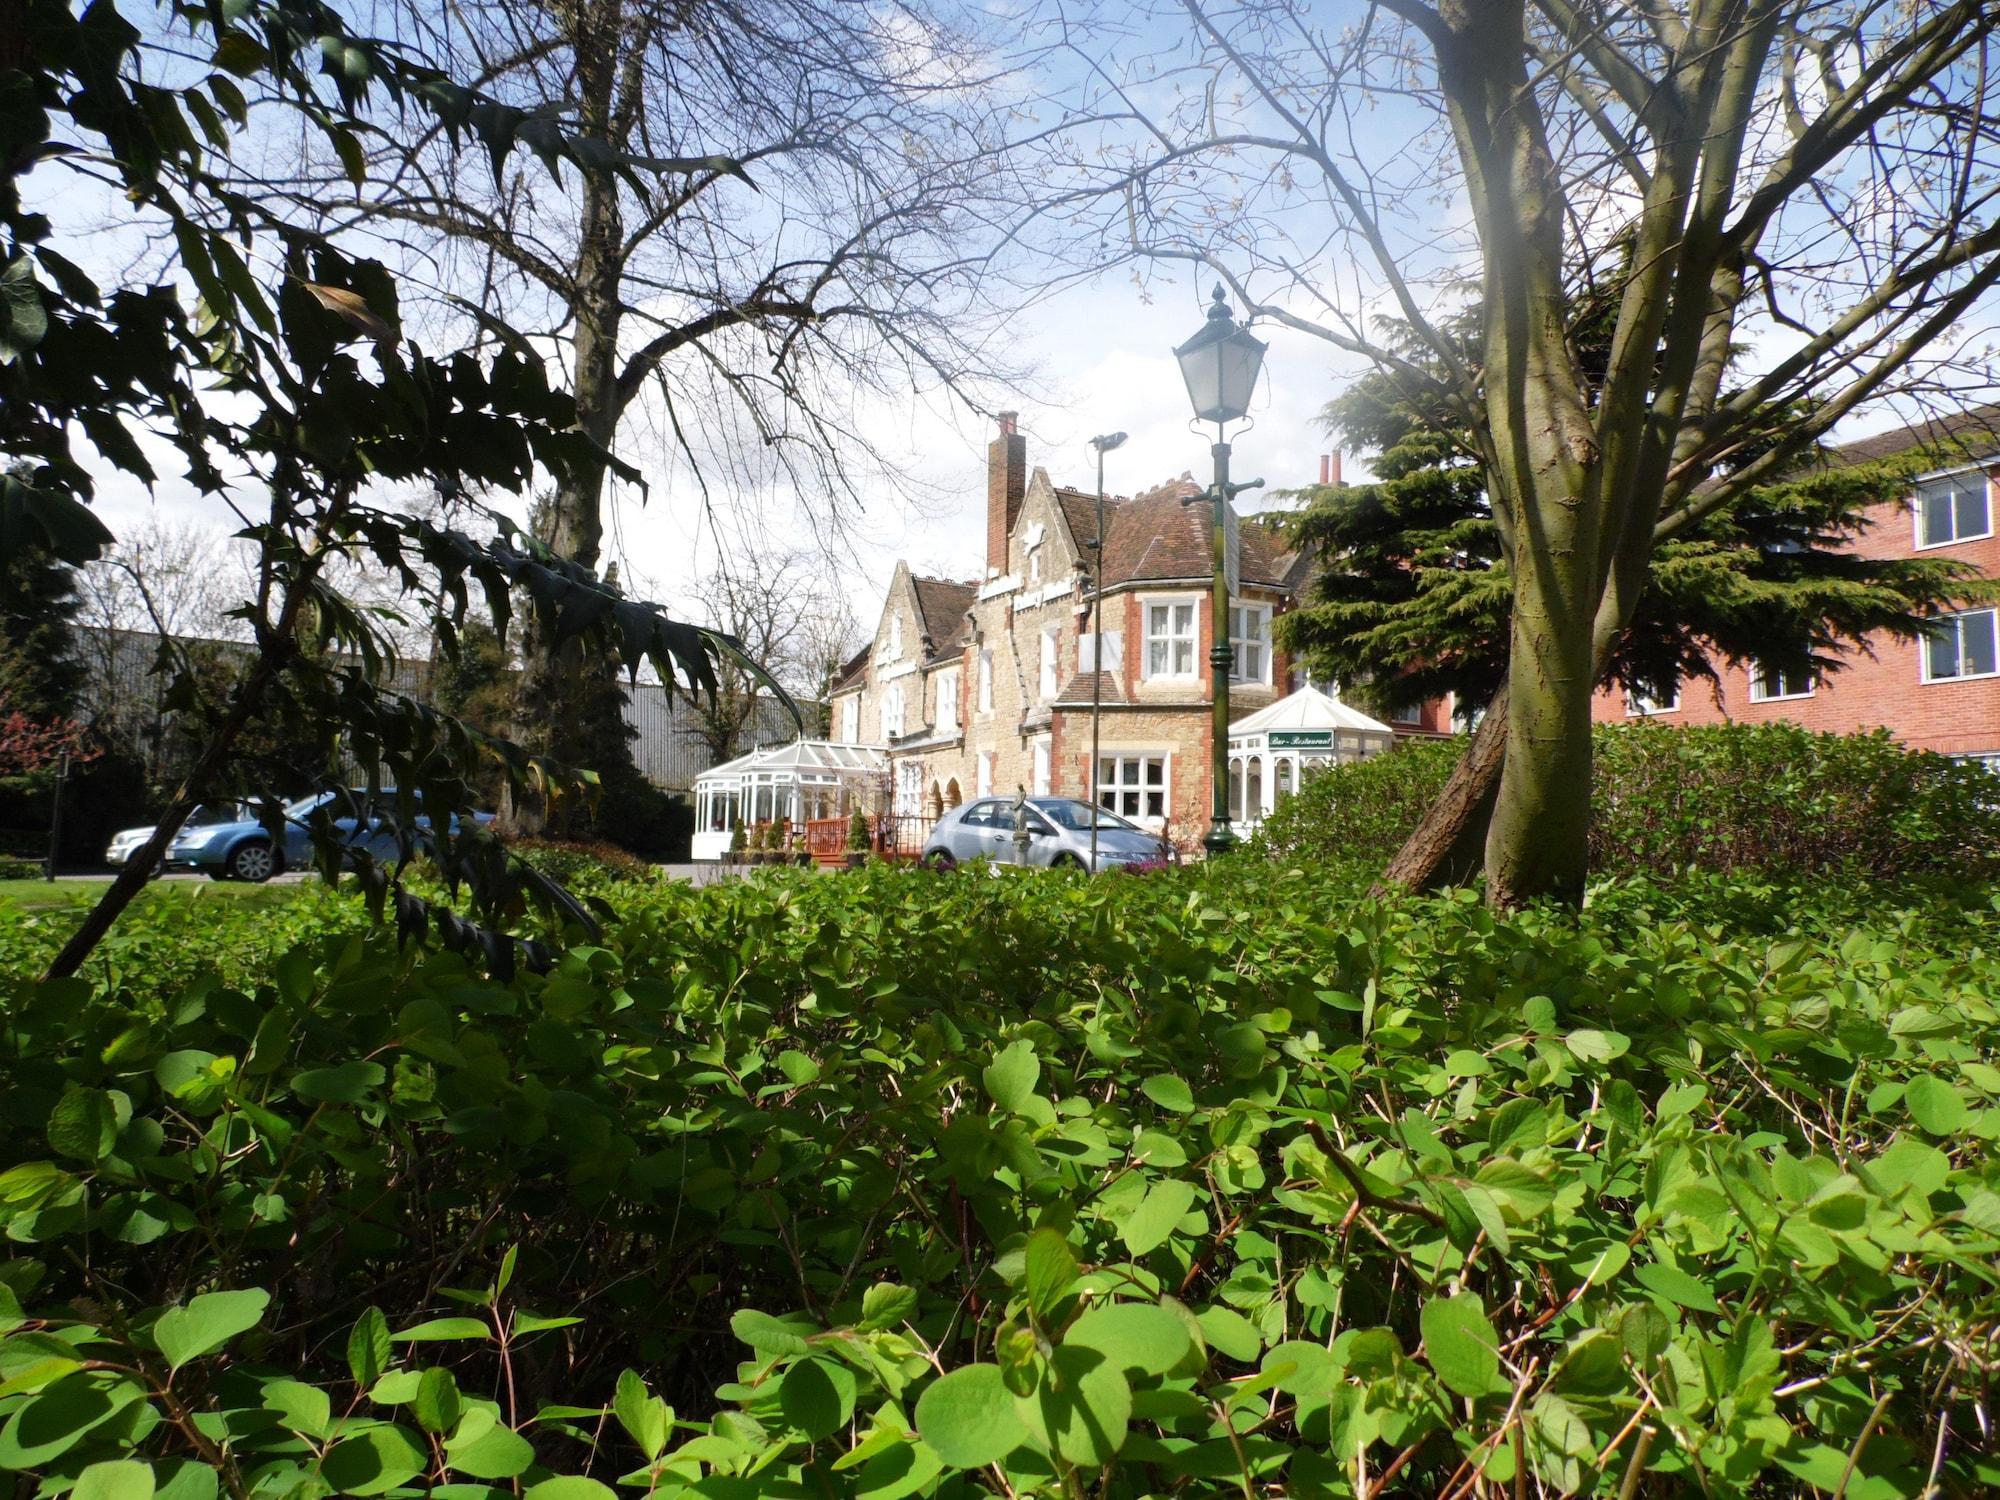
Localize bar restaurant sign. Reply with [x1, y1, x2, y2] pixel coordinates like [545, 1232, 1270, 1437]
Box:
[1268, 730, 1334, 749]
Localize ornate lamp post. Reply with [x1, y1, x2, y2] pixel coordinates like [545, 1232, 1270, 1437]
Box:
[1173, 285, 1267, 856]
[1086, 430, 1127, 873]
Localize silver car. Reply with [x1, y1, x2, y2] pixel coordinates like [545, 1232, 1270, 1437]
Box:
[921, 796, 1175, 872]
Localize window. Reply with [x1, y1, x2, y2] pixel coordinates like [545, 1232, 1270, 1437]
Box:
[1924, 608, 2000, 682]
[935, 667, 959, 731]
[1029, 551, 1041, 584]
[977, 649, 993, 712]
[1032, 738, 1051, 795]
[1388, 703, 1423, 726]
[882, 682, 905, 739]
[1144, 598, 1199, 679]
[976, 751, 994, 797]
[1229, 604, 1272, 684]
[1749, 660, 1815, 702]
[1098, 754, 1169, 821]
[840, 695, 859, 743]
[1040, 628, 1060, 698]
[1916, 473, 1992, 548]
[1626, 684, 1680, 716]
[887, 613, 902, 658]
[960, 799, 1003, 828]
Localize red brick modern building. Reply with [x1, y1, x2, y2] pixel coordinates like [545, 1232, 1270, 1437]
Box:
[1589, 408, 2000, 768]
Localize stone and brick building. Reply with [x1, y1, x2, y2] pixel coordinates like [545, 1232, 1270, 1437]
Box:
[1589, 407, 2000, 767]
[828, 415, 1433, 850]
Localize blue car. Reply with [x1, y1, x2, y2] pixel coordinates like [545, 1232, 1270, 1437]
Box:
[165, 790, 493, 883]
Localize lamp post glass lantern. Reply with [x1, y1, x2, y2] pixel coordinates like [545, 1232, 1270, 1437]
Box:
[1087, 430, 1127, 873]
[1173, 286, 1267, 856]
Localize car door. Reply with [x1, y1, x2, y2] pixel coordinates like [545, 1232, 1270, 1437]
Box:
[1024, 809, 1061, 866]
[953, 801, 1002, 860]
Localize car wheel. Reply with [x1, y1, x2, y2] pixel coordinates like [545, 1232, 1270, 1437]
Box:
[924, 849, 957, 872]
[1052, 852, 1087, 871]
[226, 840, 278, 883]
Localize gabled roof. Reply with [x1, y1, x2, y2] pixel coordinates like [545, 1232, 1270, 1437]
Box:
[1827, 402, 2000, 468]
[696, 737, 887, 783]
[829, 645, 869, 696]
[911, 575, 978, 657]
[1090, 477, 1301, 589]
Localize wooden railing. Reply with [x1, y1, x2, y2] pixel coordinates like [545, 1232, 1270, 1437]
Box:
[804, 818, 850, 867]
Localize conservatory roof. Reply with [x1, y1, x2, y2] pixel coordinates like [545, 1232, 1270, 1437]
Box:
[1228, 685, 1394, 738]
[697, 738, 887, 782]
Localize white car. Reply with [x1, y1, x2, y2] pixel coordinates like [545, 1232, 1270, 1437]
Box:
[105, 802, 253, 868]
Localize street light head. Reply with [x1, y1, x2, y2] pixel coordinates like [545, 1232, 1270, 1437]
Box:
[1090, 431, 1128, 453]
[1174, 285, 1266, 426]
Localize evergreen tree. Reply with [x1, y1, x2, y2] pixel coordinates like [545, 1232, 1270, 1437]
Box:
[1281, 323, 1985, 721]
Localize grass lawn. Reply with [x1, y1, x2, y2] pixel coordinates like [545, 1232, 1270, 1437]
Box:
[0, 876, 303, 914]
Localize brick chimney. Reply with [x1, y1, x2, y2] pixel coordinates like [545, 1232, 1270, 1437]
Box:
[987, 411, 1026, 577]
[1319, 451, 1343, 486]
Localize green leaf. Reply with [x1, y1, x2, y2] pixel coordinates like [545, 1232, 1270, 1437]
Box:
[612, 1370, 670, 1460]
[1564, 1029, 1629, 1064]
[261, 1379, 332, 1438]
[292, 1060, 385, 1104]
[1122, 1179, 1197, 1255]
[0, 1374, 146, 1468]
[1905, 1074, 1969, 1134]
[1023, 1229, 1078, 1322]
[1015, 1344, 1131, 1466]
[72, 1461, 154, 1500]
[523, 1479, 618, 1500]
[48, 1087, 118, 1163]
[390, 1317, 490, 1343]
[1420, 1294, 1506, 1399]
[729, 1308, 812, 1355]
[151, 1460, 218, 1500]
[1632, 1261, 1721, 1314]
[320, 1425, 428, 1495]
[348, 1307, 392, 1387]
[1141, 1074, 1195, 1113]
[444, 1412, 536, 1479]
[983, 1040, 1040, 1113]
[859, 1283, 916, 1331]
[154, 1288, 269, 1370]
[1065, 1302, 1194, 1375]
[780, 1357, 856, 1441]
[414, 1367, 462, 1434]
[915, 1364, 1032, 1467]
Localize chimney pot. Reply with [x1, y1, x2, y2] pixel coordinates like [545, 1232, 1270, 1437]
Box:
[998, 410, 1018, 436]
[1319, 454, 1331, 485]
[1330, 450, 1344, 485]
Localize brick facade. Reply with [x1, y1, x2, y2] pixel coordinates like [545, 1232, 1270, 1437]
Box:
[829, 420, 1328, 854]
[1589, 425, 2000, 762]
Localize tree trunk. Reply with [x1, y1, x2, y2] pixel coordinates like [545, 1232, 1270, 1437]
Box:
[1376, 682, 1507, 893]
[1483, 538, 1598, 907]
[511, 0, 637, 836]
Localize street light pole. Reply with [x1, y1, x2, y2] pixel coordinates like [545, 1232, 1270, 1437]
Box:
[1172, 285, 1268, 860]
[1087, 431, 1127, 872]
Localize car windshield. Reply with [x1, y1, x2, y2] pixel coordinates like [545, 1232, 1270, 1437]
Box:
[1033, 798, 1139, 833]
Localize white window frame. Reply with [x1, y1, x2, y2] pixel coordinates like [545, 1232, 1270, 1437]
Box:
[1040, 626, 1060, 698]
[1913, 468, 1994, 550]
[976, 751, 994, 797]
[1923, 608, 2000, 683]
[1097, 752, 1171, 824]
[1032, 735, 1052, 795]
[1229, 603, 1272, 685]
[1748, 660, 1815, 702]
[1141, 594, 1201, 682]
[882, 682, 905, 740]
[1079, 630, 1123, 674]
[887, 613, 902, 659]
[935, 667, 959, 732]
[1388, 702, 1423, 726]
[977, 648, 993, 713]
[841, 695, 860, 743]
[1625, 685, 1681, 717]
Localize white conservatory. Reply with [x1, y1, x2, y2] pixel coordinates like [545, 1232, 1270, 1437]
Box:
[691, 739, 887, 861]
[1226, 685, 1396, 829]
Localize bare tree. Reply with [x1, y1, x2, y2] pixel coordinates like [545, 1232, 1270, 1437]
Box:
[1029, 0, 2000, 902]
[684, 551, 862, 762]
[269, 0, 1027, 801]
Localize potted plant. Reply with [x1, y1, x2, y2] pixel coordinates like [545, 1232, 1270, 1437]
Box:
[845, 808, 870, 869]
[791, 826, 810, 867]
[728, 818, 747, 867]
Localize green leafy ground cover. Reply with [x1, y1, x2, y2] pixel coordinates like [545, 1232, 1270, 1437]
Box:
[2, 861, 1997, 1496]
